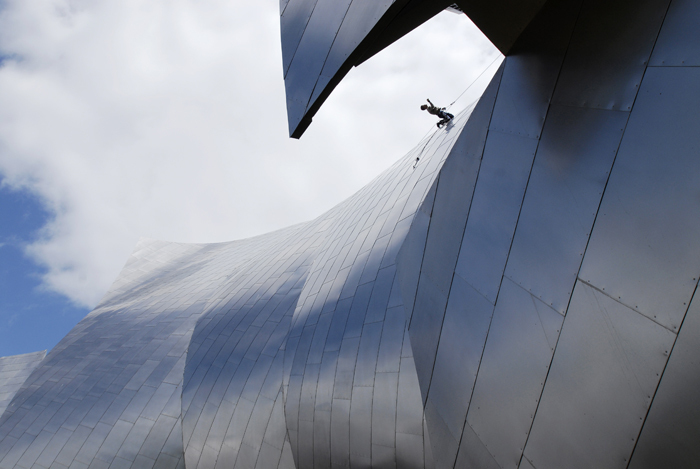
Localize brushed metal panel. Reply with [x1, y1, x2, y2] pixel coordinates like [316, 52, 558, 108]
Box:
[315, 350, 338, 415]
[408, 276, 448, 400]
[427, 275, 494, 442]
[505, 105, 627, 314]
[455, 131, 538, 304]
[395, 207, 431, 322]
[396, 432, 424, 469]
[372, 372, 398, 449]
[579, 67, 700, 331]
[467, 278, 563, 469]
[353, 322, 382, 388]
[405, 72, 502, 400]
[0, 352, 45, 419]
[451, 0, 547, 54]
[375, 306, 405, 374]
[314, 410, 332, 467]
[333, 337, 360, 401]
[331, 398, 351, 468]
[424, 398, 459, 469]
[649, 0, 700, 66]
[524, 281, 675, 469]
[518, 456, 536, 469]
[488, 0, 581, 139]
[552, 0, 669, 111]
[396, 356, 424, 438]
[349, 386, 373, 467]
[363, 265, 395, 324]
[628, 289, 700, 468]
[298, 363, 320, 423]
[454, 421, 500, 469]
[318, 0, 394, 93]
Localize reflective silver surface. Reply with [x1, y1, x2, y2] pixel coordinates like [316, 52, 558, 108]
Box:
[2, 0, 700, 466]
[505, 105, 627, 314]
[629, 285, 700, 468]
[0, 352, 45, 421]
[523, 281, 675, 468]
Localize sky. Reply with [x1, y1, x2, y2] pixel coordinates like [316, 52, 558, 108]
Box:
[0, 0, 500, 357]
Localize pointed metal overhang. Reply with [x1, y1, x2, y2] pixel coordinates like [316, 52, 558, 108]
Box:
[280, 0, 550, 138]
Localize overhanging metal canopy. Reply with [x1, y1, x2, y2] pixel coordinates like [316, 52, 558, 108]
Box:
[280, 0, 547, 138]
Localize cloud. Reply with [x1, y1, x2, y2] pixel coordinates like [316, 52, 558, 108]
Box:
[0, 0, 500, 307]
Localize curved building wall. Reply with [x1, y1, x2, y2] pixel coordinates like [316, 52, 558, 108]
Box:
[1, 0, 700, 467]
[0, 352, 46, 421]
[396, 0, 700, 467]
[0, 97, 478, 467]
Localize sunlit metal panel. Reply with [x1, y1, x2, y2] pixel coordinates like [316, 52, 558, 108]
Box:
[523, 281, 675, 468]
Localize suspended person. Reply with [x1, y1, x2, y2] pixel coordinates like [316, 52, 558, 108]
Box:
[421, 99, 454, 128]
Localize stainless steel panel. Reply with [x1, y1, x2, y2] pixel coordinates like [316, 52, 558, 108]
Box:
[363, 266, 395, 324]
[467, 278, 563, 469]
[358, 235, 391, 287]
[298, 363, 319, 423]
[0, 50, 464, 469]
[399, 66, 502, 402]
[489, 0, 581, 139]
[342, 283, 373, 339]
[0, 352, 45, 419]
[352, 322, 382, 387]
[312, 409, 332, 467]
[628, 289, 700, 468]
[324, 298, 353, 353]
[254, 441, 281, 469]
[427, 275, 494, 442]
[552, 0, 669, 111]
[518, 456, 536, 469]
[349, 386, 373, 467]
[455, 131, 537, 304]
[241, 395, 275, 461]
[396, 432, 424, 469]
[579, 67, 700, 330]
[315, 350, 338, 415]
[505, 105, 627, 314]
[263, 390, 287, 452]
[423, 399, 459, 469]
[408, 277, 448, 399]
[333, 337, 360, 401]
[454, 421, 500, 469]
[375, 306, 405, 374]
[394, 208, 431, 321]
[396, 356, 424, 438]
[318, 0, 399, 88]
[423, 417, 435, 469]
[331, 398, 350, 469]
[418, 128, 483, 297]
[372, 443, 396, 469]
[371, 372, 398, 449]
[649, 0, 700, 66]
[523, 281, 675, 469]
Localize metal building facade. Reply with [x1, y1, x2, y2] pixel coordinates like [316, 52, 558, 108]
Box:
[2, 0, 700, 467]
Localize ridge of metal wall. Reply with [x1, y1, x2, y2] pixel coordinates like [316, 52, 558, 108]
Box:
[283, 105, 475, 468]
[395, 0, 700, 468]
[0, 99, 472, 468]
[0, 352, 46, 422]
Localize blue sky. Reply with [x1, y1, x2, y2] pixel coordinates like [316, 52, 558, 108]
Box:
[0, 1, 498, 359]
[0, 182, 88, 356]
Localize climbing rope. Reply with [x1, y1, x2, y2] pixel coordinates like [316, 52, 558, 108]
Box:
[412, 53, 503, 169]
[446, 53, 503, 110]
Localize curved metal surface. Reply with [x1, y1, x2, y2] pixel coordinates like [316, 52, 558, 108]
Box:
[0, 352, 45, 421]
[279, 0, 546, 138]
[2, 0, 700, 467]
[0, 103, 470, 468]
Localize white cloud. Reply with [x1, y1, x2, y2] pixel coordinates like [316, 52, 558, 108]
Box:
[0, 0, 500, 307]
